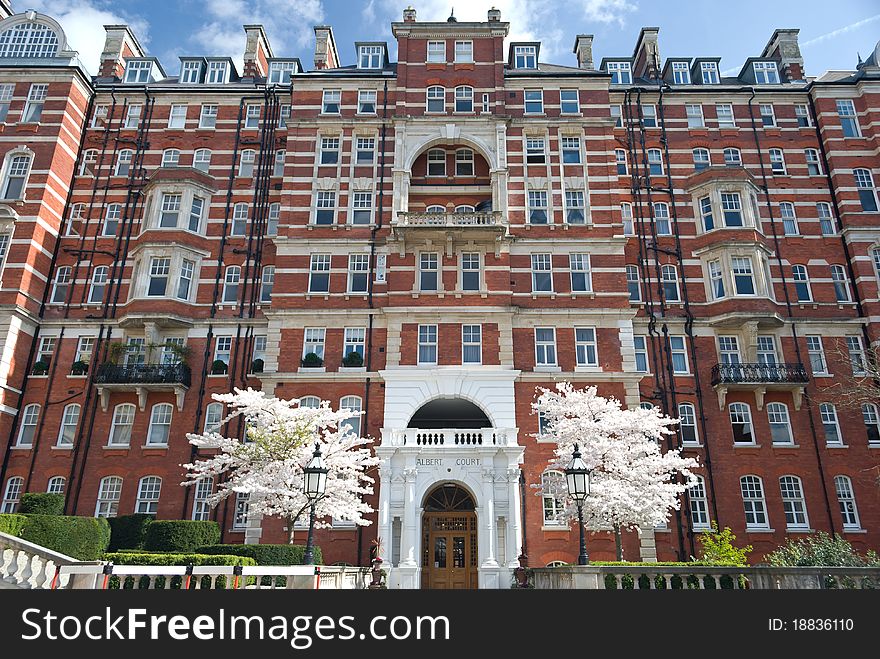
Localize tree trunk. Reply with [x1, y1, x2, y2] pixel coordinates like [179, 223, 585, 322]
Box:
[614, 525, 623, 561]
[288, 516, 297, 544]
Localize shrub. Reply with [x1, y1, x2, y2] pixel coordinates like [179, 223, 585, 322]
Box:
[0, 513, 28, 536]
[18, 493, 65, 516]
[18, 515, 110, 560]
[696, 522, 752, 566]
[211, 359, 228, 375]
[143, 520, 221, 553]
[103, 552, 257, 590]
[31, 359, 50, 375]
[108, 514, 154, 551]
[301, 352, 324, 368]
[765, 532, 880, 568]
[341, 351, 363, 367]
[70, 360, 89, 376]
[198, 544, 322, 566]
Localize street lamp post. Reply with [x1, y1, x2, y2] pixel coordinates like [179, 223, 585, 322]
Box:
[565, 443, 591, 566]
[302, 442, 328, 565]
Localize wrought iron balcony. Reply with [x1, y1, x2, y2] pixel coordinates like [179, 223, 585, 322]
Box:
[394, 211, 503, 228]
[710, 363, 809, 387]
[95, 362, 191, 387]
[94, 363, 191, 412]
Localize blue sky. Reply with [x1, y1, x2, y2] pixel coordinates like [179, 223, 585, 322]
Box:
[28, 0, 880, 77]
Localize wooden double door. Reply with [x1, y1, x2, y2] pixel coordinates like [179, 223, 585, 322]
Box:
[422, 512, 478, 589]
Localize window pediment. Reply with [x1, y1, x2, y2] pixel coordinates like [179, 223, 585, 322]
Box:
[145, 168, 216, 194]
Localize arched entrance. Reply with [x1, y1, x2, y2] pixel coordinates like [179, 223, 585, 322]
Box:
[421, 483, 478, 589]
[408, 398, 492, 429]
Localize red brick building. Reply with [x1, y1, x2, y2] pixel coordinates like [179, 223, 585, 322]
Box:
[0, 6, 878, 588]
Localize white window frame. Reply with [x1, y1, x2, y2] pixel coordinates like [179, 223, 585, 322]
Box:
[779, 476, 809, 530]
[135, 476, 162, 514]
[95, 476, 122, 518]
[427, 40, 445, 63]
[108, 404, 135, 447]
[689, 476, 710, 530]
[753, 61, 780, 84]
[574, 327, 598, 368]
[23, 83, 47, 123]
[679, 403, 700, 446]
[820, 403, 842, 445]
[767, 402, 794, 445]
[740, 475, 770, 529]
[729, 402, 755, 445]
[322, 89, 341, 114]
[716, 103, 735, 128]
[309, 254, 331, 293]
[834, 475, 860, 529]
[534, 327, 557, 366]
[417, 324, 438, 365]
[462, 324, 482, 365]
[167, 104, 187, 129]
[569, 253, 592, 292]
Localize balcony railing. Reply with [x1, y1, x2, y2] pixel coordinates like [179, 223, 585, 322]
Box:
[395, 211, 502, 228]
[94, 363, 192, 387]
[710, 363, 809, 387]
[385, 427, 516, 448]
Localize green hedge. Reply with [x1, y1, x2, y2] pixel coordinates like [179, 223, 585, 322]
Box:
[0, 513, 27, 536]
[18, 515, 110, 560]
[103, 552, 257, 590]
[18, 493, 65, 516]
[143, 520, 220, 553]
[108, 514, 154, 551]
[198, 543, 322, 566]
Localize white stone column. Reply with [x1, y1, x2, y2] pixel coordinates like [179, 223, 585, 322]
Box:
[399, 467, 418, 566]
[506, 467, 522, 567]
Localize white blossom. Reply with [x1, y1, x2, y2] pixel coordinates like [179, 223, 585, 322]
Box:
[533, 382, 700, 531]
[182, 388, 378, 531]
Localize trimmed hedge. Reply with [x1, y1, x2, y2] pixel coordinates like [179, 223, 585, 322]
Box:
[0, 513, 27, 536]
[143, 520, 221, 553]
[103, 552, 257, 590]
[198, 543, 322, 566]
[108, 514, 154, 551]
[18, 493, 65, 516]
[18, 515, 110, 560]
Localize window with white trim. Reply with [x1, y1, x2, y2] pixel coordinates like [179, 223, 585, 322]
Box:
[199, 104, 217, 128]
[616, 149, 627, 175]
[575, 327, 597, 367]
[79, 149, 98, 176]
[627, 265, 641, 302]
[135, 476, 161, 514]
[653, 201, 671, 234]
[846, 336, 865, 375]
[351, 192, 372, 224]
[146, 403, 172, 446]
[90, 104, 108, 128]
[88, 266, 108, 304]
[817, 203, 835, 235]
[123, 104, 141, 129]
[454, 40, 472, 63]
[633, 335, 648, 372]
[795, 104, 810, 127]
[805, 335, 826, 375]
[759, 104, 775, 127]
[753, 61, 779, 84]
[820, 403, 842, 445]
[534, 328, 557, 366]
[687, 105, 705, 128]
[647, 149, 663, 176]
[805, 149, 821, 176]
[689, 475, 710, 530]
[359, 45, 383, 69]
[462, 324, 481, 364]
[779, 476, 808, 529]
[426, 148, 445, 176]
[191, 477, 213, 521]
[213, 336, 232, 369]
[854, 169, 877, 211]
[260, 265, 274, 302]
[569, 253, 591, 292]
[528, 190, 548, 224]
[731, 257, 755, 295]
[180, 60, 202, 84]
[206, 61, 228, 84]
[239, 149, 255, 177]
[864, 404, 880, 445]
[49, 266, 70, 304]
[730, 403, 754, 444]
[836, 99, 859, 137]
[427, 40, 445, 63]
[267, 203, 280, 235]
[347, 254, 368, 294]
[541, 470, 566, 526]
[672, 61, 690, 84]
[340, 396, 363, 437]
[621, 203, 633, 235]
[700, 62, 719, 84]
[740, 475, 769, 529]
[322, 90, 341, 114]
[560, 89, 579, 114]
[514, 45, 537, 69]
[47, 476, 65, 495]
[1, 476, 22, 513]
[679, 403, 699, 445]
[75, 336, 95, 366]
[21, 83, 47, 123]
[792, 265, 811, 302]
[767, 402, 793, 445]
[108, 404, 135, 446]
[834, 475, 860, 529]
[356, 137, 375, 165]
[669, 336, 688, 373]
[641, 104, 657, 128]
[723, 148, 741, 168]
[193, 148, 211, 173]
[426, 86, 444, 113]
[831, 265, 851, 302]
[343, 327, 365, 360]
[561, 137, 581, 164]
[268, 60, 297, 84]
[716, 103, 735, 128]
[16, 403, 39, 447]
[176, 259, 195, 301]
[1, 153, 31, 199]
[418, 324, 437, 365]
[273, 149, 285, 177]
[103, 203, 121, 236]
[455, 148, 474, 176]
[357, 89, 376, 115]
[222, 265, 240, 303]
[95, 476, 122, 518]
[168, 104, 187, 129]
[454, 86, 473, 113]
[718, 335, 741, 365]
[607, 61, 631, 83]
[769, 148, 786, 175]
[233, 492, 249, 529]
[303, 328, 325, 362]
[780, 202, 798, 235]
[661, 264, 680, 301]
[526, 138, 546, 164]
[309, 254, 330, 292]
[610, 104, 622, 127]
[320, 136, 339, 165]
[531, 253, 552, 292]
[419, 252, 438, 292]
[524, 90, 543, 114]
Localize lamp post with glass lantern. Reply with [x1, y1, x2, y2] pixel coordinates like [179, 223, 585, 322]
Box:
[302, 442, 328, 565]
[565, 443, 591, 565]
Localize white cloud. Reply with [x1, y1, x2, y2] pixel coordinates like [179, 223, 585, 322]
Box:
[190, 0, 324, 71]
[800, 14, 880, 48]
[26, 0, 150, 75]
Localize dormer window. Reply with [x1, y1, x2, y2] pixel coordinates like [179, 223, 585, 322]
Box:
[672, 62, 690, 84]
[206, 61, 228, 84]
[455, 41, 473, 63]
[180, 61, 202, 84]
[124, 60, 152, 84]
[359, 45, 383, 69]
[753, 61, 779, 84]
[607, 61, 631, 84]
[700, 62, 719, 84]
[268, 61, 297, 84]
[514, 45, 537, 69]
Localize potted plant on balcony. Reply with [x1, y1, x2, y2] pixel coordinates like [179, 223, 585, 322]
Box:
[251, 358, 264, 374]
[211, 359, 228, 375]
[300, 352, 324, 368]
[159, 342, 190, 365]
[31, 359, 50, 376]
[341, 351, 364, 368]
[107, 342, 129, 365]
[70, 360, 89, 376]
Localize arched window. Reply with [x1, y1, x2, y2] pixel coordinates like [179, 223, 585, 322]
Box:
[541, 470, 566, 526]
[426, 86, 445, 113]
[454, 86, 473, 113]
[678, 403, 698, 445]
[767, 402, 793, 445]
[222, 265, 240, 303]
[161, 148, 180, 168]
[454, 204, 475, 213]
[108, 403, 135, 446]
[729, 403, 754, 444]
[817, 202, 835, 235]
[79, 149, 98, 176]
[103, 202, 121, 236]
[834, 475, 860, 529]
[56, 403, 80, 447]
[1, 476, 23, 513]
[872, 247, 880, 285]
[692, 148, 710, 171]
[46, 476, 65, 495]
[780, 202, 798, 235]
[792, 265, 811, 302]
[340, 395, 362, 437]
[455, 148, 474, 176]
[661, 264, 680, 302]
[239, 149, 256, 177]
[88, 266, 108, 304]
[819, 403, 842, 445]
[147, 403, 173, 445]
[779, 475, 809, 529]
[95, 476, 123, 517]
[203, 402, 224, 434]
[427, 148, 445, 177]
[740, 475, 769, 529]
[233, 492, 250, 528]
[115, 149, 133, 177]
[1, 152, 32, 199]
[626, 265, 641, 302]
[135, 476, 161, 514]
[66, 203, 85, 236]
[231, 202, 248, 235]
[830, 265, 851, 302]
[546, 561, 567, 568]
[647, 148, 663, 175]
[49, 266, 71, 304]
[768, 148, 786, 175]
[191, 477, 213, 521]
[688, 475, 710, 530]
[723, 147, 741, 167]
[298, 396, 321, 409]
[653, 202, 671, 234]
[267, 202, 280, 236]
[0, 21, 60, 58]
[863, 403, 880, 445]
[260, 265, 275, 303]
[426, 204, 445, 213]
[193, 148, 211, 173]
[854, 168, 878, 211]
[17, 403, 39, 446]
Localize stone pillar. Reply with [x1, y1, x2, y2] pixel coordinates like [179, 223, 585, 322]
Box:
[396, 468, 420, 588]
[506, 467, 522, 567]
[638, 525, 658, 562]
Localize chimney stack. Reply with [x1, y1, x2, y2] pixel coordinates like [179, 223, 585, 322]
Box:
[243, 25, 273, 79]
[488, 7, 501, 22]
[762, 29, 804, 81]
[573, 34, 594, 70]
[632, 27, 661, 80]
[403, 6, 417, 22]
[98, 24, 145, 79]
[313, 25, 339, 70]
